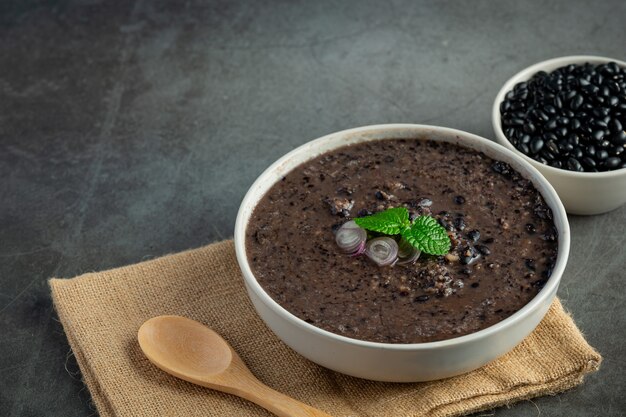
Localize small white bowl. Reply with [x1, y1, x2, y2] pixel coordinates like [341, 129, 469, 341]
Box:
[234, 124, 570, 382]
[492, 55, 626, 215]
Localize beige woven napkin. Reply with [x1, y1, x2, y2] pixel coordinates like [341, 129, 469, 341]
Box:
[50, 240, 601, 417]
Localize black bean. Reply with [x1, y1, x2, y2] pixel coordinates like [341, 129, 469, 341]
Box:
[544, 104, 557, 114]
[525, 223, 536, 234]
[523, 123, 536, 134]
[439, 220, 454, 231]
[573, 147, 584, 159]
[471, 282, 479, 288]
[586, 144, 596, 156]
[567, 157, 583, 171]
[467, 230, 480, 242]
[454, 217, 466, 231]
[550, 160, 563, 169]
[475, 245, 491, 256]
[592, 73, 604, 85]
[546, 141, 559, 154]
[491, 161, 511, 175]
[562, 143, 574, 154]
[540, 150, 556, 161]
[554, 95, 563, 109]
[601, 86, 611, 97]
[567, 133, 580, 146]
[511, 101, 526, 111]
[583, 84, 600, 96]
[593, 107, 611, 118]
[515, 81, 528, 91]
[609, 118, 622, 133]
[601, 140, 611, 148]
[545, 119, 558, 130]
[605, 157, 621, 169]
[556, 126, 568, 138]
[454, 195, 465, 204]
[609, 62, 621, 74]
[543, 132, 558, 143]
[536, 110, 550, 122]
[525, 259, 536, 271]
[569, 118, 581, 130]
[596, 149, 609, 160]
[461, 255, 480, 266]
[581, 124, 593, 135]
[542, 226, 558, 242]
[414, 295, 430, 303]
[609, 96, 620, 107]
[530, 137, 544, 154]
[570, 94, 584, 110]
[592, 130, 605, 141]
[610, 146, 623, 156]
[594, 119, 608, 129]
[613, 130, 626, 145]
[518, 143, 530, 154]
[581, 157, 596, 168]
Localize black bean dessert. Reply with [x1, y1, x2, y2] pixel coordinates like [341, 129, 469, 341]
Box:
[500, 61, 626, 172]
[246, 139, 559, 344]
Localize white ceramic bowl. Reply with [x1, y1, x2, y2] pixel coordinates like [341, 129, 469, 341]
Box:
[492, 55, 626, 215]
[234, 124, 570, 382]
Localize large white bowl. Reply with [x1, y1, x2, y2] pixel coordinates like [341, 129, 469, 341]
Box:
[234, 124, 570, 382]
[492, 55, 626, 215]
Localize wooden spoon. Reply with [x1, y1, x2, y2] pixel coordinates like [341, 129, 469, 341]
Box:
[138, 315, 333, 417]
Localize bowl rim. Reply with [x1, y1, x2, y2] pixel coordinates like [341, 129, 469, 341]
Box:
[492, 55, 626, 178]
[234, 123, 570, 350]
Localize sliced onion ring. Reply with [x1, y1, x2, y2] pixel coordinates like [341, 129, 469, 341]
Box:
[350, 239, 366, 257]
[365, 237, 399, 266]
[335, 220, 367, 255]
[397, 238, 421, 265]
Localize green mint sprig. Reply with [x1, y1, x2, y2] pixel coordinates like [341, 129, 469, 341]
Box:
[353, 207, 451, 255]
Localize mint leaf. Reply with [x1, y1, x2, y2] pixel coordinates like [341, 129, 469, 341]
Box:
[353, 208, 451, 256]
[354, 207, 410, 235]
[400, 215, 451, 255]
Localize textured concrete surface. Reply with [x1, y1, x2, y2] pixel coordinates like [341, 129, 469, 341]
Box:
[0, 0, 624, 415]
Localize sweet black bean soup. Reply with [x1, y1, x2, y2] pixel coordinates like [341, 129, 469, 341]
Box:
[246, 139, 558, 343]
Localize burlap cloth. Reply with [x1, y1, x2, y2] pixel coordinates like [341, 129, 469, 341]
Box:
[50, 240, 601, 417]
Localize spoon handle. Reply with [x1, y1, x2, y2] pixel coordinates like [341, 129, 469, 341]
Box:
[233, 377, 334, 417]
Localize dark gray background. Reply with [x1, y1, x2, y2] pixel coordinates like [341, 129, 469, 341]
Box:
[1, 0, 624, 416]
